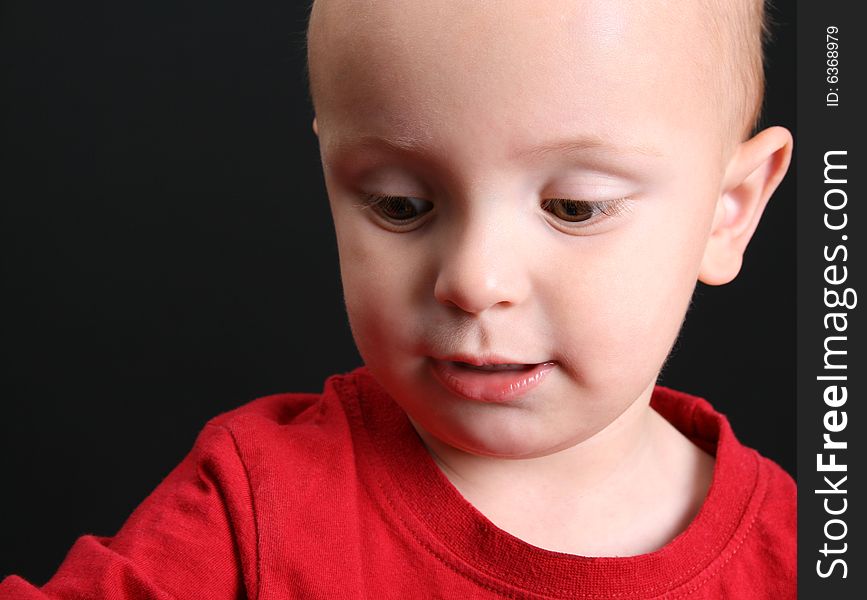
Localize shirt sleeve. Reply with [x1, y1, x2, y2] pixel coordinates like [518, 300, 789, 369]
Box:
[0, 423, 258, 600]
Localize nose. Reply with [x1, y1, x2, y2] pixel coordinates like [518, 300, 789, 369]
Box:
[433, 218, 531, 314]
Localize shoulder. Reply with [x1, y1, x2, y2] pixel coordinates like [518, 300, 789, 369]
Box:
[650, 386, 795, 496]
[651, 384, 796, 505]
[750, 452, 797, 558]
[725, 447, 796, 595]
[652, 382, 796, 522]
[651, 385, 796, 595]
[205, 368, 364, 438]
[186, 368, 370, 480]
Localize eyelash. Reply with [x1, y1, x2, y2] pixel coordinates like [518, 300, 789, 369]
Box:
[357, 193, 629, 228]
[357, 194, 433, 224]
[540, 197, 629, 224]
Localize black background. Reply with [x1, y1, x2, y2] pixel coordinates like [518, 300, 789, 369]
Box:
[1, 1, 795, 584]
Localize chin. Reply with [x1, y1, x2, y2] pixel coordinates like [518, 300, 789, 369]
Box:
[429, 415, 590, 460]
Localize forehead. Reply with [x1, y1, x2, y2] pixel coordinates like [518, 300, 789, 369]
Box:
[309, 0, 722, 165]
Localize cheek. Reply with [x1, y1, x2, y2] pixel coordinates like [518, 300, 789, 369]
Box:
[333, 214, 423, 361]
[550, 197, 713, 387]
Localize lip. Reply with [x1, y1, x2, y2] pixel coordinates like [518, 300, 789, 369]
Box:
[429, 357, 557, 403]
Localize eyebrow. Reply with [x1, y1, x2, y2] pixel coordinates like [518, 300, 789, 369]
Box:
[329, 134, 663, 163]
[329, 135, 440, 159]
[515, 136, 664, 160]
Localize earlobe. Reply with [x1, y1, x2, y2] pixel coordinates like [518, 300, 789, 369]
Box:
[698, 126, 793, 285]
[312, 117, 319, 136]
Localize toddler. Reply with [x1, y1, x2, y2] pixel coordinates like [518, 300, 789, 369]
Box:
[1, 0, 795, 598]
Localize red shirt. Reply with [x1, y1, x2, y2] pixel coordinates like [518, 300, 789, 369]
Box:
[1, 367, 796, 599]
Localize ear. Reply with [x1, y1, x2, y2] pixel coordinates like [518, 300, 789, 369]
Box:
[698, 126, 793, 285]
[312, 117, 319, 136]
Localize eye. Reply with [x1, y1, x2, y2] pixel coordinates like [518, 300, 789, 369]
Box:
[360, 194, 434, 224]
[540, 198, 628, 225]
[541, 198, 595, 222]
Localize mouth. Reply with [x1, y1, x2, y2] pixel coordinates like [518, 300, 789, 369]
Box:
[429, 357, 556, 403]
[449, 361, 538, 372]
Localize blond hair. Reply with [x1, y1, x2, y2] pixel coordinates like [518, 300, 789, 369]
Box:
[700, 0, 770, 139]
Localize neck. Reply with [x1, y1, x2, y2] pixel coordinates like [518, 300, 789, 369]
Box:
[413, 380, 658, 506]
[410, 380, 713, 556]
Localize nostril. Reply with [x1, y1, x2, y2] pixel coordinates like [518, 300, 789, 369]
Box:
[434, 274, 521, 315]
[432, 238, 526, 314]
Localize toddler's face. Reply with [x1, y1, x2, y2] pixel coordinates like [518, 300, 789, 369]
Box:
[310, 0, 735, 457]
